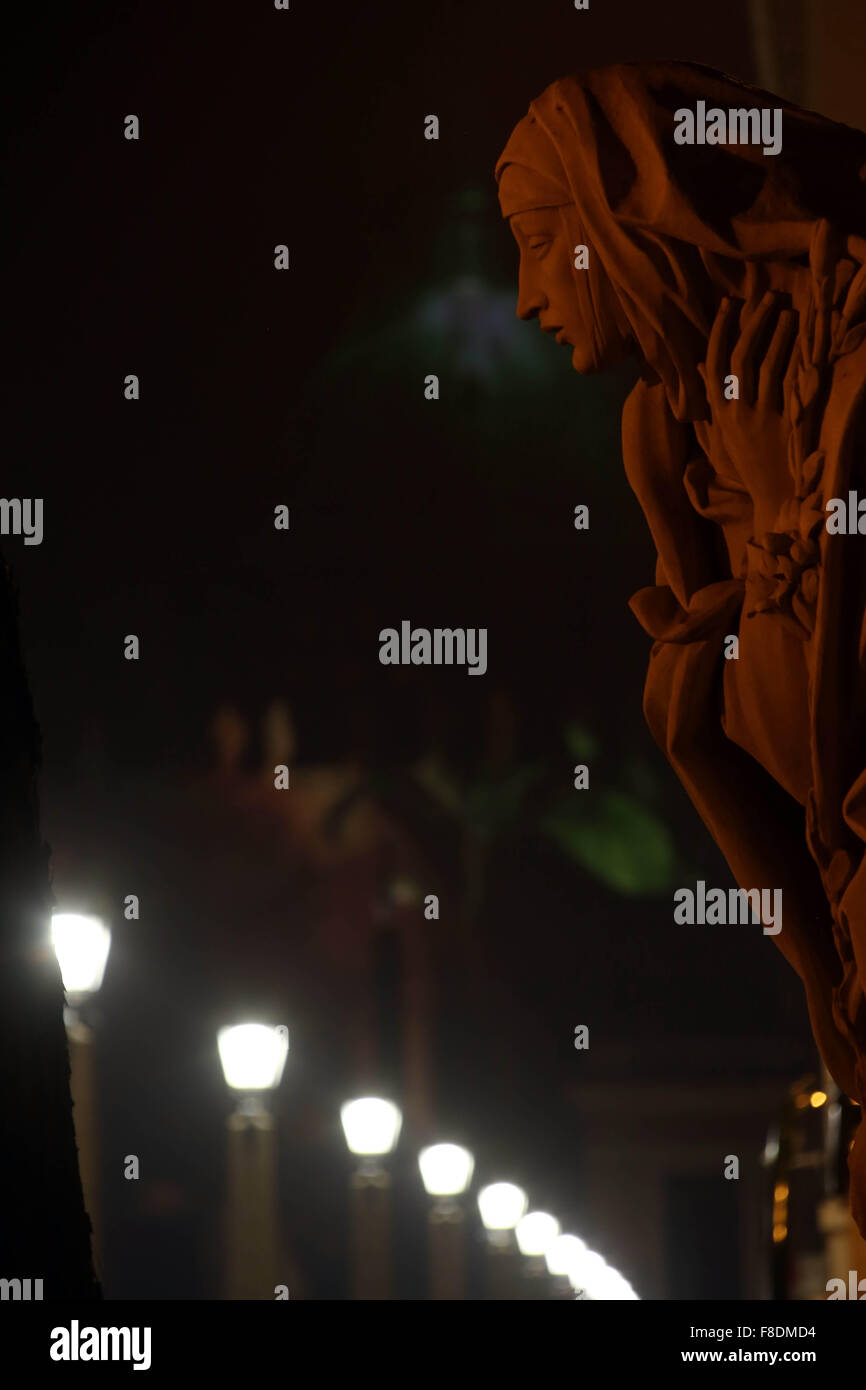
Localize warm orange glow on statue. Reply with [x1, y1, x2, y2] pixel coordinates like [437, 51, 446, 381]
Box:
[498, 61, 866, 1235]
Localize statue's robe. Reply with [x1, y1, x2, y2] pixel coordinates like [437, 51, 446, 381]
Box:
[626, 311, 866, 1233]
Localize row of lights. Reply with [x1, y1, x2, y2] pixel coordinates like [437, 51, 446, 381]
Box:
[221, 1024, 638, 1300]
[50, 914, 637, 1299]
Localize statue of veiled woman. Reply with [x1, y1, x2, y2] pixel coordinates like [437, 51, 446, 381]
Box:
[496, 60, 866, 1235]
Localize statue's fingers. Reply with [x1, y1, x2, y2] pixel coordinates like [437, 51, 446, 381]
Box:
[781, 314, 802, 408]
[704, 297, 737, 402]
[696, 362, 712, 416]
[731, 290, 779, 404]
[759, 309, 797, 411]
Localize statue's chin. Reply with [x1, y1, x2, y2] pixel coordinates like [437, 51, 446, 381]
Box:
[569, 343, 597, 374]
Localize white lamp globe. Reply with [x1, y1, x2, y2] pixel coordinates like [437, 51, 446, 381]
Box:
[418, 1143, 474, 1196]
[545, 1233, 587, 1278]
[477, 1182, 528, 1231]
[569, 1250, 610, 1298]
[592, 1268, 638, 1300]
[340, 1097, 402, 1156]
[515, 1211, 561, 1257]
[217, 1023, 288, 1091]
[51, 913, 111, 996]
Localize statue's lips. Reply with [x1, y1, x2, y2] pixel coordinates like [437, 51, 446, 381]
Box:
[540, 321, 566, 343]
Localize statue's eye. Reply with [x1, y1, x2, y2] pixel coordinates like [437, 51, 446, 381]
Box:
[528, 237, 552, 257]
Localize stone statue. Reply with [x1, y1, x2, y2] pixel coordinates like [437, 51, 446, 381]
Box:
[496, 60, 866, 1234]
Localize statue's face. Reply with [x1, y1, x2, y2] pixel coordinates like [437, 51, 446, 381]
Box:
[508, 206, 628, 373]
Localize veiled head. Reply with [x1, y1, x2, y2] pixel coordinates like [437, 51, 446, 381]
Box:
[496, 114, 631, 374]
[495, 64, 866, 421]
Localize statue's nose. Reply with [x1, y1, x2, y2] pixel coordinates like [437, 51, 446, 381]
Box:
[516, 290, 544, 321]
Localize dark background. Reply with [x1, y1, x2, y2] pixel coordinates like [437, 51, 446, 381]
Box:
[4, 0, 846, 1299]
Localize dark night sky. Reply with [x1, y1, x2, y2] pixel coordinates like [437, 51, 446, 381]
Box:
[3, 1, 819, 1298]
[6, 0, 757, 770]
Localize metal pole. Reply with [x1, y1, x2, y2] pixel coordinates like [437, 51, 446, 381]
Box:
[67, 1015, 100, 1277]
[486, 1232, 520, 1299]
[428, 1200, 465, 1299]
[223, 1106, 278, 1299]
[349, 1166, 391, 1299]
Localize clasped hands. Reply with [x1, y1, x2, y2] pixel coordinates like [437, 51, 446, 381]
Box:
[695, 270, 800, 524]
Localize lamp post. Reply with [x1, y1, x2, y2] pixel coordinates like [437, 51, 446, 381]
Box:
[340, 1097, 402, 1300]
[477, 1181, 527, 1300]
[515, 1210, 560, 1298]
[418, 1143, 474, 1300]
[217, 1022, 288, 1299]
[51, 911, 111, 1276]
